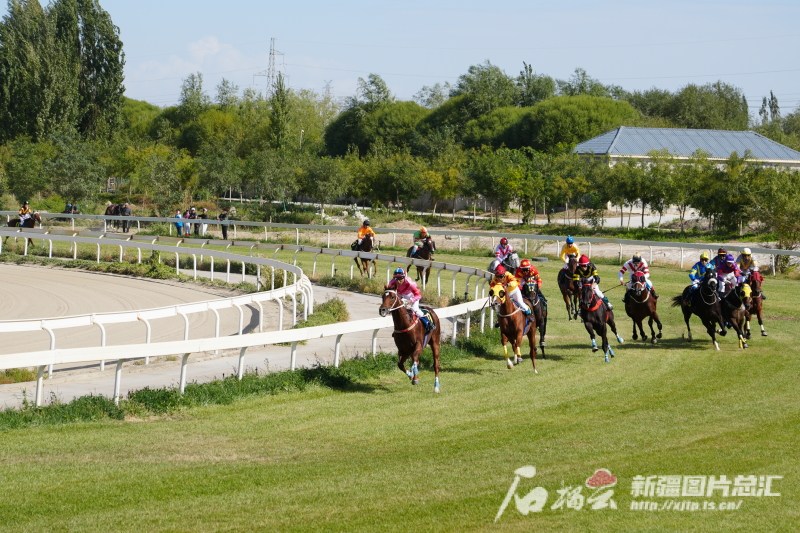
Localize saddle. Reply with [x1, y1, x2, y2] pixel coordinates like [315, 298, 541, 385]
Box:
[351, 240, 358, 251]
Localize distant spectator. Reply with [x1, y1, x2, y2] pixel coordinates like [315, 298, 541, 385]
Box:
[174, 209, 183, 235]
[217, 207, 229, 240]
[197, 208, 208, 236]
[120, 203, 132, 233]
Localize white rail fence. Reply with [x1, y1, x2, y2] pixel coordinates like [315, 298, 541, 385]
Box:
[3, 211, 797, 272]
[0, 229, 495, 407]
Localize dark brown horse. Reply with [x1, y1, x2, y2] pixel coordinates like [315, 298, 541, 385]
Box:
[578, 279, 624, 361]
[720, 284, 752, 349]
[624, 271, 663, 344]
[5, 212, 42, 247]
[379, 288, 442, 392]
[488, 284, 538, 373]
[671, 273, 727, 351]
[520, 280, 548, 359]
[105, 203, 121, 230]
[557, 254, 579, 321]
[745, 271, 767, 338]
[407, 236, 436, 285]
[353, 235, 377, 278]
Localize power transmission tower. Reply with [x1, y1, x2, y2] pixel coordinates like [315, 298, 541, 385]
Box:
[253, 37, 283, 96]
[323, 80, 332, 100]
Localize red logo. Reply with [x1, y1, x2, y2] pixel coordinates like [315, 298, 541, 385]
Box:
[586, 469, 618, 489]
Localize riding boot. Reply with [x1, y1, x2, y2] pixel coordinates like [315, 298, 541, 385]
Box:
[420, 316, 430, 331]
[621, 291, 628, 304]
[761, 291, 767, 299]
[537, 289, 547, 304]
[651, 288, 659, 299]
[603, 296, 613, 310]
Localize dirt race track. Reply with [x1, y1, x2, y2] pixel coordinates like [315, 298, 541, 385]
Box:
[0, 264, 422, 408]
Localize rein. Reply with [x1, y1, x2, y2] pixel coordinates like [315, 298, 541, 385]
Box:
[383, 290, 420, 333]
[629, 283, 650, 304]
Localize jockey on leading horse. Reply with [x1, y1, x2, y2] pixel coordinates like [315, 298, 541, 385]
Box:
[619, 253, 659, 303]
[491, 265, 531, 316]
[716, 254, 743, 296]
[574, 255, 613, 310]
[685, 252, 713, 305]
[410, 226, 430, 258]
[736, 248, 766, 299]
[515, 259, 546, 303]
[387, 268, 435, 332]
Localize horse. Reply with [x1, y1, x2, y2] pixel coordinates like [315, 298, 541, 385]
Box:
[520, 280, 548, 359]
[720, 284, 752, 349]
[488, 284, 538, 373]
[353, 235, 377, 278]
[578, 279, 624, 361]
[624, 271, 663, 344]
[105, 203, 121, 230]
[407, 236, 436, 285]
[379, 288, 442, 393]
[744, 271, 767, 338]
[671, 273, 728, 351]
[5, 212, 42, 247]
[557, 254, 579, 321]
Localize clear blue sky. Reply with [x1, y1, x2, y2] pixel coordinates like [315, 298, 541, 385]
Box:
[5, 0, 800, 115]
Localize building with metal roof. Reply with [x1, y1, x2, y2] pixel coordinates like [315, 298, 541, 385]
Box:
[575, 127, 800, 168]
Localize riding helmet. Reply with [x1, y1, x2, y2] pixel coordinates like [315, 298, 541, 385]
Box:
[500, 237, 508, 245]
[717, 247, 727, 255]
[566, 236, 574, 245]
[494, 265, 506, 276]
[393, 267, 406, 278]
[420, 226, 427, 233]
[519, 259, 532, 269]
[700, 252, 709, 260]
[726, 254, 735, 263]
[364, 220, 370, 226]
[742, 248, 752, 255]
[632, 254, 642, 263]
[578, 255, 590, 266]
[23, 201, 28, 205]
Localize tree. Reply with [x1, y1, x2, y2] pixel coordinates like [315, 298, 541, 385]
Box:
[670, 150, 713, 234]
[556, 68, 620, 99]
[5, 137, 54, 202]
[669, 81, 749, 130]
[413, 82, 452, 109]
[178, 72, 211, 124]
[242, 149, 300, 206]
[45, 132, 105, 202]
[516, 62, 555, 107]
[197, 144, 243, 197]
[450, 60, 517, 119]
[268, 72, 291, 151]
[349, 73, 394, 110]
[300, 157, 351, 213]
[748, 167, 800, 271]
[216, 78, 240, 109]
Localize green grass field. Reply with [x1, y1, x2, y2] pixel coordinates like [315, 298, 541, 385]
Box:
[0, 241, 798, 531]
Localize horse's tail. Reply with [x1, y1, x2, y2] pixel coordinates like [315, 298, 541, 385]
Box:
[670, 294, 684, 308]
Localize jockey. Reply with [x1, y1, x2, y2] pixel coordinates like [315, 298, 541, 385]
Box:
[491, 265, 530, 315]
[515, 259, 546, 302]
[573, 255, 612, 310]
[689, 252, 713, 288]
[736, 248, 767, 299]
[356, 219, 376, 247]
[716, 254, 743, 296]
[18, 201, 32, 222]
[619, 253, 658, 302]
[560, 236, 580, 270]
[388, 267, 434, 332]
[709, 247, 727, 271]
[410, 226, 429, 257]
[494, 237, 514, 264]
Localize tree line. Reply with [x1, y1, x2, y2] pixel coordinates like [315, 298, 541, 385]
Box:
[1, 0, 800, 261]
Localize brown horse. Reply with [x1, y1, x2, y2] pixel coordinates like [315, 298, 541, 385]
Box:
[520, 280, 548, 359]
[557, 254, 579, 321]
[105, 203, 121, 230]
[671, 274, 727, 351]
[407, 236, 436, 285]
[489, 284, 538, 373]
[353, 235, 377, 278]
[578, 280, 624, 361]
[745, 271, 767, 338]
[720, 284, 752, 349]
[5, 212, 42, 247]
[624, 271, 663, 344]
[379, 288, 442, 393]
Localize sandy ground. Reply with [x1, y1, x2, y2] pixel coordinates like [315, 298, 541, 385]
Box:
[0, 266, 455, 408]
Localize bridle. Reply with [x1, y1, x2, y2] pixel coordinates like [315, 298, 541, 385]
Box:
[698, 276, 719, 305]
[379, 289, 406, 315]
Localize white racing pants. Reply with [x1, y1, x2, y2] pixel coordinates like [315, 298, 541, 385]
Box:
[508, 287, 530, 313]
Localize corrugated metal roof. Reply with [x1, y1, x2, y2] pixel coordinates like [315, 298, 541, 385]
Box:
[574, 127, 800, 161]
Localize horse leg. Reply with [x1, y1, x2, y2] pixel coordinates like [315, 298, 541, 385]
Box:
[647, 317, 657, 344]
[501, 332, 513, 369]
[683, 310, 694, 342]
[636, 318, 647, 342]
[410, 350, 421, 385]
[527, 327, 538, 374]
[584, 320, 598, 352]
[703, 319, 720, 351]
[607, 314, 624, 344]
[653, 309, 663, 339]
[572, 293, 580, 321]
[430, 331, 441, 393]
[514, 330, 524, 365]
[757, 305, 767, 336]
[538, 312, 547, 359]
[398, 353, 414, 381]
[631, 320, 638, 341]
[562, 291, 573, 321]
[599, 324, 614, 361]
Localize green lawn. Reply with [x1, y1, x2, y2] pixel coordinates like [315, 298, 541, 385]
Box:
[0, 242, 798, 532]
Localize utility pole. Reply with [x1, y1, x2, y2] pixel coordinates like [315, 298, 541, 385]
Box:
[253, 37, 283, 96]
